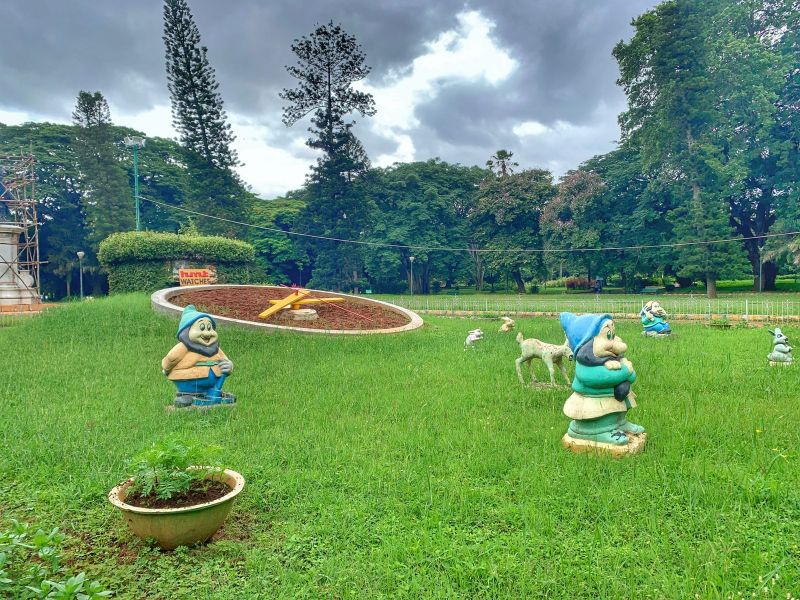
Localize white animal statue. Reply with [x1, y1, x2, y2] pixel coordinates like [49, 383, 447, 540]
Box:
[515, 331, 574, 386]
[465, 328, 484, 350]
[499, 316, 515, 332]
[767, 327, 793, 364]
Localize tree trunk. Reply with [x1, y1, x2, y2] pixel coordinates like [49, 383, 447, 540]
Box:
[421, 263, 431, 294]
[65, 276, 71, 298]
[512, 270, 525, 294]
[706, 275, 717, 299]
[91, 273, 105, 296]
[469, 245, 483, 290]
[745, 240, 762, 291]
[762, 260, 778, 291]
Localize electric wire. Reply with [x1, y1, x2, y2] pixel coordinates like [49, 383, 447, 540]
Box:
[142, 195, 800, 255]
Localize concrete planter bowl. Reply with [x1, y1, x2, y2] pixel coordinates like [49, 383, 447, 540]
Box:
[108, 468, 245, 550]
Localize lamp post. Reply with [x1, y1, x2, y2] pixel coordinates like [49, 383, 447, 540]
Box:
[76, 251, 85, 300]
[409, 256, 415, 297]
[124, 136, 146, 231]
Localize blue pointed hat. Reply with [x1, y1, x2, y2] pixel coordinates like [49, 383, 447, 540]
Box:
[177, 304, 216, 338]
[560, 312, 612, 352]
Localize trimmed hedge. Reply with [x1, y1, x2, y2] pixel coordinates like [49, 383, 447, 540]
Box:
[99, 231, 255, 264]
[98, 231, 263, 293]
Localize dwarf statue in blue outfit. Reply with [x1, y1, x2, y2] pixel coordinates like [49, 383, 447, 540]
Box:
[559, 312, 646, 452]
[640, 300, 671, 337]
[162, 305, 235, 408]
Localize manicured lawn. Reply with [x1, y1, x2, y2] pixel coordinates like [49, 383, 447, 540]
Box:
[1, 295, 798, 599]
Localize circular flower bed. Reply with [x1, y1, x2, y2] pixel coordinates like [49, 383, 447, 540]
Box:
[151, 285, 423, 335]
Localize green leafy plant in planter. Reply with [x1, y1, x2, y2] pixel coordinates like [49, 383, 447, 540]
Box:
[0, 519, 111, 599]
[125, 437, 225, 507]
[109, 438, 245, 550]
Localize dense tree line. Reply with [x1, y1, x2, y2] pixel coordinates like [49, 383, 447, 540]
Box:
[0, 120, 195, 296]
[1, 0, 797, 298]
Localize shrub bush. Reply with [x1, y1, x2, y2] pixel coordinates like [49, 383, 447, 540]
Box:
[98, 231, 263, 294]
[565, 277, 590, 290]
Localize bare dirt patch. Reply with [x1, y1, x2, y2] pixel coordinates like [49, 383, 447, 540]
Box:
[171, 287, 410, 331]
[125, 480, 231, 509]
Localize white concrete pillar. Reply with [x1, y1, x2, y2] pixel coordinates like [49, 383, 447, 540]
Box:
[0, 223, 37, 305]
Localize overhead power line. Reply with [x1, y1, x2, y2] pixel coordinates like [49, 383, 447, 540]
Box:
[142, 196, 799, 255]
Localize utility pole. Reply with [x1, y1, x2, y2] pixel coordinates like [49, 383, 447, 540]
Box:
[409, 256, 415, 297]
[76, 251, 85, 299]
[124, 136, 146, 231]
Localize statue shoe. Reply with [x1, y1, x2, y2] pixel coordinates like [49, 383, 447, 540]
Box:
[603, 430, 629, 445]
[220, 392, 236, 405]
[620, 421, 645, 435]
[569, 429, 629, 446]
[174, 394, 195, 408]
[193, 395, 219, 407]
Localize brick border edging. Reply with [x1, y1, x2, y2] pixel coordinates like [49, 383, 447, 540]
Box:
[0, 303, 55, 315]
[150, 285, 424, 336]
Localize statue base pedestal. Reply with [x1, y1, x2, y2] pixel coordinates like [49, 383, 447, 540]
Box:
[277, 308, 319, 321]
[290, 308, 318, 321]
[165, 403, 236, 413]
[0, 223, 38, 306]
[768, 360, 793, 367]
[641, 331, 670, 338]
[0, 286, 38, 305]
[562, 432, 647, 457]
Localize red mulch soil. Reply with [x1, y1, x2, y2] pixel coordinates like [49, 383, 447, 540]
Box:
[125, 480, 231, 509]
[171, 287, 410, 331]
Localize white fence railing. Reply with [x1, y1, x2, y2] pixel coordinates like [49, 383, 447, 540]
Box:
[378, 295, 800, 323]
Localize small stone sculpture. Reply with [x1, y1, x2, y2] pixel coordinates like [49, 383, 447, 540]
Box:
[162, 305, 235, 408]
[640, 300, 671, 337]
[499, 316, 515, 332]
[559, 313, 646, 455]
[767, 327, 793, 366]
[515, 332, 572, 386]
[464, 328, 484, 349]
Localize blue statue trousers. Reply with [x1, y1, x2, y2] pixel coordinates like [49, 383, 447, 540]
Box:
[175, 370, 221, 395]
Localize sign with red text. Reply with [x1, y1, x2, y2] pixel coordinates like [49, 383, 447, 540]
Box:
[178, 268, 217, 286]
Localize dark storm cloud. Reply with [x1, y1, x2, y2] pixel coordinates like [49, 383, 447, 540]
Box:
[2, 1, 164, 115]
[0, 0, 660, 188]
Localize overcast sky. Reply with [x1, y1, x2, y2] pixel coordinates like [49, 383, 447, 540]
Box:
[1, 0, 659, 198]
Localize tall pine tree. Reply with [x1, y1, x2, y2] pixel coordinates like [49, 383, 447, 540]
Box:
[163, 0, 248, 237]
[72, 91, 135, 251]
[281, 21, 376, 291]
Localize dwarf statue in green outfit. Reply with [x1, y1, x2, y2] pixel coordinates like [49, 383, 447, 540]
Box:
[559, 312, 645, 451]
[162, 305, 235, 408]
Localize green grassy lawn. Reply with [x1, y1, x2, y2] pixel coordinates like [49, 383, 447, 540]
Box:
[1, 295, 799, 599]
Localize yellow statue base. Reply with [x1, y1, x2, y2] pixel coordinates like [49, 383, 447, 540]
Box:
[768, 360, 792, 367]
[562, 432, 647, 457]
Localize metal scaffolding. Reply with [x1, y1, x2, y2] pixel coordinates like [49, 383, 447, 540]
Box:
[0, 154, 41, 301]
